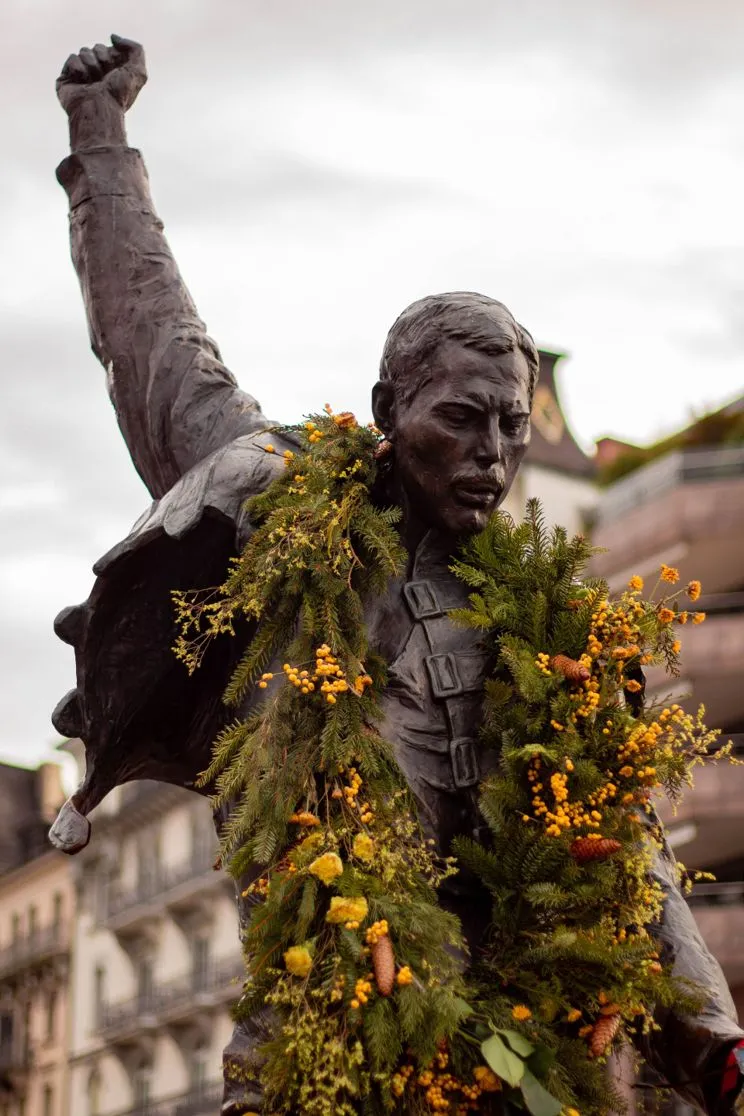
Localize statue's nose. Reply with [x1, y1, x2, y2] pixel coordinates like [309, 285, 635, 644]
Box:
[48, 797, 91, 854]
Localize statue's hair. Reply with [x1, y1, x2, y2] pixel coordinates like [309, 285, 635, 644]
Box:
[379, 292, 539, 404]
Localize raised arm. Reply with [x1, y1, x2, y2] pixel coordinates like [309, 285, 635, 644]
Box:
[56, 36, 268, 498]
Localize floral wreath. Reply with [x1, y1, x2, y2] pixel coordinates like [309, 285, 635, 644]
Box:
[173, 406, 730, 1116]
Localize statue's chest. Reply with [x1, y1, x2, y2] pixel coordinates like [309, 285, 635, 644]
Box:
[364, 536, 493, 798]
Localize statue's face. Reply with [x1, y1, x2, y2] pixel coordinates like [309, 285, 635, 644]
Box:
[387, 340, 532, 536]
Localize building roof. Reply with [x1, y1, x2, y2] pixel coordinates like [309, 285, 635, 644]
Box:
[527, 351, 596, 479]
[0, 761, 64, 875]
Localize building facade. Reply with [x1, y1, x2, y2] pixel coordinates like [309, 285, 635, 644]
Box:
[62, 749, 242, 1116]
[0, 762, 71, 1116]
[501, 350, 597, 533]
[591, 402, 744, 1112]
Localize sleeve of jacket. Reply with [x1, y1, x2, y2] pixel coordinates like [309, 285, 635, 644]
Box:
[57, 145, 269, 498]
[635, 805, 743, 1112]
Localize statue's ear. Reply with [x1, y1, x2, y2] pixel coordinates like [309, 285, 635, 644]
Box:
[371, 381, 396, 439]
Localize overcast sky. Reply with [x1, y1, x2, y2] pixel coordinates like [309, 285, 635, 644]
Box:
[1, 0, 743, 769]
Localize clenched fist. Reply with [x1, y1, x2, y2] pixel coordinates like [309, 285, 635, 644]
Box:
[57, 34, 147, 116]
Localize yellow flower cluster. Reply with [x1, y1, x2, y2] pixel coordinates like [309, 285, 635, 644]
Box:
[304, 420, 325, 445]
[350, 975, 373, 1009]
[396, 965, 413, 986]
[289, 811, 320, 827]
[365, 919, 389, 945]
[392, 1051, 500, 1113]
[535, 651, 552, 676]
[326, 895, 368, 926]
[308, 852, 344, 884]
[660, 564, 680, 584]
[284, 945, 312, 977]
[512, 1004, 532, 1021]
[627, 575, 644, 592]
[242, 875, 269, 898]
[352, 833, 375, 862]
[339, 767, 374, 824]
[270, 645, 370, 705]
[281, 662, 316, 694]
[528, 756, 617, 837]
[687, 580, 702, 602]
[391, 1062, 415, 1097]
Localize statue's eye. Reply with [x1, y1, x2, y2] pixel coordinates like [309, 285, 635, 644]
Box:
[502, 414, 529, 437]
[439, 405, 476, 426]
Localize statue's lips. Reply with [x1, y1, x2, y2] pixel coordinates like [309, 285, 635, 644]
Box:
[453, 482, 502, 508]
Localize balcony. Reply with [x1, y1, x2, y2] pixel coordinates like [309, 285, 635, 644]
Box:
[657, 742, 744, 867]
[104, 843, 229, 934]
[0, 922, 69, 980]
[106, 1081, 223, 1116]
[687, 882, 744, 984]
[99, 953, 244, 1043]
[592, 446, 744, 593]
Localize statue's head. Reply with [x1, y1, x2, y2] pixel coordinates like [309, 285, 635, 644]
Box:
[372, 292, 538, 536]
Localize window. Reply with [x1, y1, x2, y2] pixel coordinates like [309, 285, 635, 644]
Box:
[11, 913, 20, 943]
[42, 1085, 53, 1116]
[93, 966, 106, 1029]
[45, 991, 57, 1041]
[132, 1063, 152, 1109]
[27, 906, 37, 941]
[136, 958, 154, 1011]
[87, 1068, 101, 1116]
[190, 1045, 208, 1092]
[191, 936, 210, 991]
[52, 893, 63, 931]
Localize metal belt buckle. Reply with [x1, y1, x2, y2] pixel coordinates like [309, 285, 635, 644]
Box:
[425, 652, 464, 699]
[450, 737, 479, 788]
[403, 581, 442, 619]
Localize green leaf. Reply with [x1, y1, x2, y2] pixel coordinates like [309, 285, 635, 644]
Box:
[496, 1029, 535, 1058]
[520, 1070, 563, 1116]
[481, 1033, 526, 1087]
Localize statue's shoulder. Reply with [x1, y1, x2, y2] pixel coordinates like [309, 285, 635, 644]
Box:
[95, 426, 297, 576]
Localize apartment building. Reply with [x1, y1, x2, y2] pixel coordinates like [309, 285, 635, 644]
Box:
[592, 398, 744, 1112]
[0, 762, 70, 1116]
[60, 741, 243, 1116]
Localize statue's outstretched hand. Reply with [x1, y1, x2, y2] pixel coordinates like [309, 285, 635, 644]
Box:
[57, 35, 147, 116]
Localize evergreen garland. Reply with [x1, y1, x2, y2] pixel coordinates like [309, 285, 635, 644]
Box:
[173, 408, 734, 1116]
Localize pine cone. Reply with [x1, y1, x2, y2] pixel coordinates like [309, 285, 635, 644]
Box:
[570, 837, 622, 863]
[589, 1012, 621, 1057]
[371, 933, 396, 996]
[550, 654, 590, 683]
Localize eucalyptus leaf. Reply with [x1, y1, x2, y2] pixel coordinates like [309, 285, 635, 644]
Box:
[520, 1070, 563, 1116]
[481, 1033, 526, 1087]
[496, 1028, 535, 1058]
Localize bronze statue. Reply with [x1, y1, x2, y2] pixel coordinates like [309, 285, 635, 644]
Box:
[49, 36, 744, 1114]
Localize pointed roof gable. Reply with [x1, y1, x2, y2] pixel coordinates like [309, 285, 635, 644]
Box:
[526, 350, 596, 478]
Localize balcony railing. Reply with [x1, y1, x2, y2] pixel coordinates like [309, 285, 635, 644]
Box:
[687, 881, 744, 907]
[0, 922, 69, 978]
[597, 445, 744, 525]
[106, 1081, 223, 1116]
[105, 842, 219, 921]
[99, 954, 244, 1039]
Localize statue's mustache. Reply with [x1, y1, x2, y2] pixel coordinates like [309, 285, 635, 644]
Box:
[451, 469, 505, 492]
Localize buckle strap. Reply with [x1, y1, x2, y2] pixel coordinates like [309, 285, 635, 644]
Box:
[449, 737, 480, 788]
[403, 580, 443, 620]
